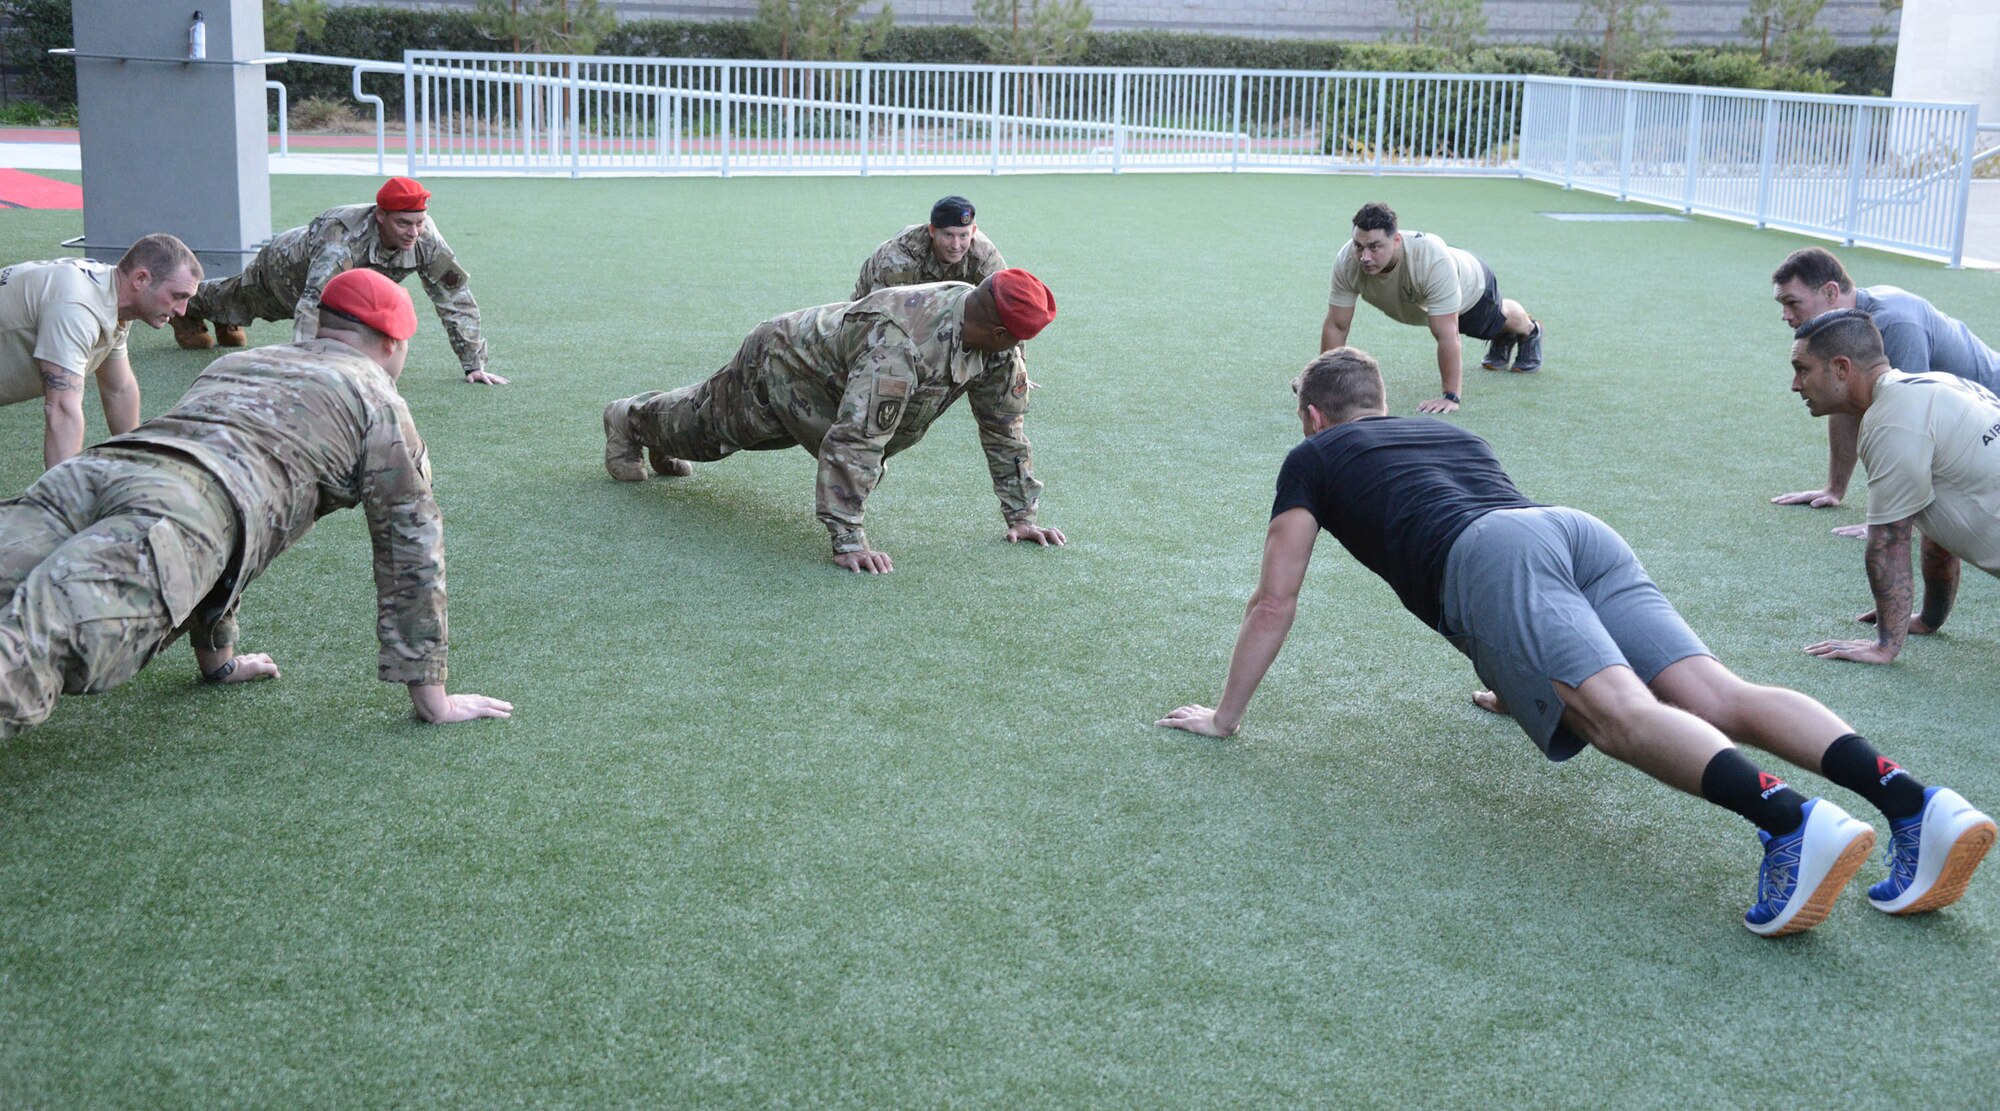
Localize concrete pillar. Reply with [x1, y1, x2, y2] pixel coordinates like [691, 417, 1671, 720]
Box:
[72, 1, 270, 277]
[1892, 0, 2000, 123]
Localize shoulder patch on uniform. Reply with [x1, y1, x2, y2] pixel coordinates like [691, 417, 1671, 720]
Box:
[440, 270, 464, 290]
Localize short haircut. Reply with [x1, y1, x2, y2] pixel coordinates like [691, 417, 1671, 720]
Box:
[1772, 247, 1852, 294]
[1352, 202, 1397, 235]
[317, 304, 389, 347]
[118, 233, 202, 281]
[1794, 308, 1884, 366]
[1293, 347, 1386, 421]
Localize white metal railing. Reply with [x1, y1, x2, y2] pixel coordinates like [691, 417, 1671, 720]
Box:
[263, 52, 1981, 265]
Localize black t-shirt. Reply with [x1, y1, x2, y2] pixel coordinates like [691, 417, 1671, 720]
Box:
[1271, 415, 1540, 629]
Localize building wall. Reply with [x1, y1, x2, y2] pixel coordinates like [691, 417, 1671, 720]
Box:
[1892, 0, 1998, 120]
[328, 0, 1898, 46]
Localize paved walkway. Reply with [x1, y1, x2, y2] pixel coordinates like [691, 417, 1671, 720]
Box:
[4, 128, 1998, 268]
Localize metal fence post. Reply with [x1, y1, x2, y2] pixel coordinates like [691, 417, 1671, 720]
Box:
[859, 66, 872, 177]
[1947, 108, 1976, 268]
[1563, 81, 1580, 189]
[1841, 104, 1872, 245]
[721, 62, 732, 178]
[1112, 70, 1125, 173]
[1617, 87, 1636, 201]
[266, 80, 288, 158]
[568, 59, 581, 179]
[1681, 91, 1703, 213]
[1755, 97, 1777, 228]
[1231, 71, 1242, 173]
[1371, 75, 1387, 174]
[989, 70, 1002, 176]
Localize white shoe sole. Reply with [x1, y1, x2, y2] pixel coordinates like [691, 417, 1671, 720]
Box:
[1747, 802, 1876, 938]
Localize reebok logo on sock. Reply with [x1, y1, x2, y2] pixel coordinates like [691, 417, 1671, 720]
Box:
[1758, 773, 1788, 799]
[1876, 757, 1906, 786]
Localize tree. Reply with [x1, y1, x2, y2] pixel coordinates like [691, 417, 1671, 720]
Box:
[263, 0, 327, 52]
[751, 0, 894, 63]
[473, 0, 616, 55]
[973, 0, 1093, 67]
[1392, 0, 1486, 54]
[1741, 0, 1833, 67]
[1575, 0, 1668, 80]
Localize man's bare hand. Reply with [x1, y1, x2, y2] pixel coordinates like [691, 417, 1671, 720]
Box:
[1772, 488, 1842, 508]
[1856, 609, 1937, 635]
[1417, 396, 1460, 414]
[410, 682, 514, 723]
[1804, 638, 1898, 665]
[1830, 523, 1867, 539]
[1005, 523, 1066, 547]
[1471, 689, 1507, 715]
[834, 549, 894, 574]
[1155, 704, 1237, 738]
[465, 370, 510, 385]
[204, 652, 281, 683]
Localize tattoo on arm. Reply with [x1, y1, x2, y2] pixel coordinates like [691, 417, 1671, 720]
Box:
[1864, 520, 1915, 653]
[1918, 536, 1960, 630]
[40, 368, 79, 393]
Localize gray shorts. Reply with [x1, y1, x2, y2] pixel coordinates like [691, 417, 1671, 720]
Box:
[1438, 506, 1711, 761]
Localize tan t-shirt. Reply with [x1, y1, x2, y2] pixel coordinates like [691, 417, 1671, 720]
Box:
[1861, 369, 2000, 575]
[1328, 231, 1487, 327]
[0, 258, 128, 406]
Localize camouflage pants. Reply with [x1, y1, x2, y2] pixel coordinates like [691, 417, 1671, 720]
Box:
[621, 322, 811, 463]
[0, 448, 235, 740]
[186, 256, 296, 327]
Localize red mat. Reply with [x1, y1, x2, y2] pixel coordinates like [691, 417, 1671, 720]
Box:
[0, 169, 83, 209]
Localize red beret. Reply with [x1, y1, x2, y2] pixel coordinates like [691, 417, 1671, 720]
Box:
[321, 268, 418, 342]
[989, 269, 1056, 341]
[376, 176, 431, 212]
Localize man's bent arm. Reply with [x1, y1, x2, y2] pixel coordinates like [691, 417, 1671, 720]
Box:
[1864, 519, 1915, 657]
[966, 349, 1042, 527]
[1320, 305, 1354, 353]
[815, 345, 913, 555]
[94, 355, 140, 435]
[1823, 411, 1860, 502]
[1182, 508, 1320, 735]
[38, 360, 84, 470]
[1425, 313, 1463, 409]
[1917, 534, 1960, 631]
[416, 238, 490, 377]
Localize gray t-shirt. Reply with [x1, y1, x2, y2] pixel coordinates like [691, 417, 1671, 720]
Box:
[1855, 285, 2000, 392]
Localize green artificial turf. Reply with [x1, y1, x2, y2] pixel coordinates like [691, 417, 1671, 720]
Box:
[1, 171, 1997, 1107]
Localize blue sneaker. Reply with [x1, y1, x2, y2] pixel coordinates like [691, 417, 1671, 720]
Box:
[1743, 798, 1875, 937]
[1867, 787, 1996, 915]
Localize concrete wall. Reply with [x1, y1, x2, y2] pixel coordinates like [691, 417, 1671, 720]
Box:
[74, 1, 270, 277]
[329, 0, 1897, 46]
[1892, 0, 1998, 122]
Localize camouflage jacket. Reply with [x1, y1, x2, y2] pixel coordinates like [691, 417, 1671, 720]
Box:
[272, 204, 486, 375]
[105, 339, 449, 684]
[851, 224, 1007, 300]
[752, 282, 1038, 554]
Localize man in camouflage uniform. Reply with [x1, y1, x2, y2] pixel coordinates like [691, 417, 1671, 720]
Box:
[0, 269, 512, 740]
[603, 270, 1066, 574]
[852, 195, 1007, 299]
[172, 176, 507, 385]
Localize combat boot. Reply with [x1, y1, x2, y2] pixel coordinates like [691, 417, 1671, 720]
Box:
[603, 400, 647, 482]
[214, 323, 247, 347]
[170, 313, 214, 350]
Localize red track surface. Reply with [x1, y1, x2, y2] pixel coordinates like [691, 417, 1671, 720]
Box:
[0, 168, 83, 209]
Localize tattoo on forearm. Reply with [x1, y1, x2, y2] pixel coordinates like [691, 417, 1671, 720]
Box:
[39, 368, 79, 393]
[1864, 522, 1914, 650]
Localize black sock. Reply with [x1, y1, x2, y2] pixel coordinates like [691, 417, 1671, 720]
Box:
[1700, 749, 1807, 837]
[1820, 733, 1927, 823]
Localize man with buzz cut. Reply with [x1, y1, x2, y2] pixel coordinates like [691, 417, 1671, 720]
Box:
[1770, 247, 1999, 537]
[171, 176, 507, 384]
[1790, 308, 2000, 670]
[0, 234, 202, 470]
[1320, 201, 1542, 414]
[1158, 345, 1993, 935]
[0, 268, 513, 739]
[852, 195, 1007, 299]
[603, 270, 1066, 574]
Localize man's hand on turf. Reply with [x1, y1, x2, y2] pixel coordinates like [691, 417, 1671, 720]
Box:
[1856, 608, 1937, 635]
[409, 682, 514, 723]
[465, 370, 510, 385]
[1156, 703, 1238, 738]
[196, 646, 281, 684]
[1471, 689, 1508, 715]
[1005, 523, 1066, 547]
[834, 549, 894, 574]
[1803, 637, 1898, 665]
[1830, 523, 1867, 539]
[1417, 395, 1459, 414]
[1771, 488, 1842, 509]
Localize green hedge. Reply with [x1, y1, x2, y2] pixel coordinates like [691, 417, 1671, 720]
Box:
[0, 1, 1902, 112]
